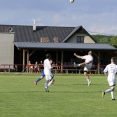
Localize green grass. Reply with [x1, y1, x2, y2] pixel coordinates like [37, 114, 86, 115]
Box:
[0, 73, 116, 117]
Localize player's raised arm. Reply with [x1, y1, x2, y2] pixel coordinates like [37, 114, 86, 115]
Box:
[74, 53, 84, 59]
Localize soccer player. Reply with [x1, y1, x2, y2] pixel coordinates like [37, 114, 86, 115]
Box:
[44, 53, 54, 92]
[34, 59, 55, 85]
[74, 51, 93, 86]
[102, 57, 117, 100]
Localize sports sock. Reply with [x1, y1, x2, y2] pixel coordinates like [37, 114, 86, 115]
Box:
[36, 78, 41, 83]
[77, 64, 80, 67]
[105, 89, 112, 93]
[47, 80, 53, 87]
[110, 91, 114, 99]
[45, 82, 48, 88]
[87, 78, 90, 82]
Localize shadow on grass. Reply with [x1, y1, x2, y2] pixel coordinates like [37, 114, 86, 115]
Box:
[0, 90, 109, 94]
[72, 83, 99, 85]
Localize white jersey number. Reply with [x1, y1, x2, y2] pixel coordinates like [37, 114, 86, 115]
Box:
[110, 67, 115, 73]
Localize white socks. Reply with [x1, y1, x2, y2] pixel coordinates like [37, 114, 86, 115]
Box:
[47, 80, 53, 87]
[45, 82, 48, 88]
[111, 91, 114, 99]
[87, 78, 90, 83]
[105, 89, 112, 93]
[104, 89, 115, 99]
[77, 64, 80, 67]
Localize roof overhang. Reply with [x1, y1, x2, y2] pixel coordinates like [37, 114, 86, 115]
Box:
[14, 42, 117, 51]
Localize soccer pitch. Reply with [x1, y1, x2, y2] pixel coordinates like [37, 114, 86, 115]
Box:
[0, 73, 116, 117]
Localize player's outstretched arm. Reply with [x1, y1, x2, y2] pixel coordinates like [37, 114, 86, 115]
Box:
[74, 53, 83, 59]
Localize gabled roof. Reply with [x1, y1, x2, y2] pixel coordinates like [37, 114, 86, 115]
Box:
[0, 24, 75, 42]
[61, 26, 81, 42]
[0, 24, 96, 43]
[14, 42, 116, 50]
[61, 26, 96, 43]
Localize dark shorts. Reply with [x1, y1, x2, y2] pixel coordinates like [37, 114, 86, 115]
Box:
[84, 70, 88, 72]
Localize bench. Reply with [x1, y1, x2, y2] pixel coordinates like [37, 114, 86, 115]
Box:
[52, 68, 83, 74]
[88, 70, 98, 74]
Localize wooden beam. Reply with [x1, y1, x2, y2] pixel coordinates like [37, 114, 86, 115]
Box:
[27, 50, 29, 73]
[29, 50, 36, 57]
[56, 50, 58, 64]
[23, 49, 25, 70]
[61, 51, 63, 73]
[97, 51, 100, 74]
[93, 51, 98, 58]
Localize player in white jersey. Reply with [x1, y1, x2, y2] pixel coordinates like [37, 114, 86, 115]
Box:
[44, 54, 54, 92]
[74, 51, 93, 86]
[102, 57, 117, 100]
[34, 59, 55, 85]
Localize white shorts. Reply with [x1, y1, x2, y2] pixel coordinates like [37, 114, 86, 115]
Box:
[108, 79, 116, 87]
[84, 64, 92, 72]
[45, 75, 52, 81]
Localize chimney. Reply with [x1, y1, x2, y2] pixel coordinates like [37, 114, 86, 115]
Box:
[33, 19, 36, 32]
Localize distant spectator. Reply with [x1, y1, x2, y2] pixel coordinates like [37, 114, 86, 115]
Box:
[28, 61, 33, 73]
[34, 61, 40, 73]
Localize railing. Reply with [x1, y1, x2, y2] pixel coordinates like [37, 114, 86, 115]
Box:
[0, 64, 23, 74]
[0, 64, 106, 74]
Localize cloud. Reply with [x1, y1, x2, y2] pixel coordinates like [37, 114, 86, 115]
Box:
[53, 14, 64, 23]
[0, 0, 117, 35]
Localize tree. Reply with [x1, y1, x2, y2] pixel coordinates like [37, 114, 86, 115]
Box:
[92, 35, 117, 48]
[110, 36, 117, 48]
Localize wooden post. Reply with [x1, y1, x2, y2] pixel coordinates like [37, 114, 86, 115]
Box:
[93, 51, 100, 74]
[27, 50, 29, 72]
[97, 51, 100, 74]
[23, 49, 25, 71]
[9, 65, 10, 73]
[56, 50, 58, 64]
[61, 51, 63, 73]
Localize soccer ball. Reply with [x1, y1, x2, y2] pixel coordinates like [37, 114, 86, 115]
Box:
[70, 0, 74, 3]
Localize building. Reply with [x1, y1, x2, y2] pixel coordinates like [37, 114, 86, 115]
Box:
[0, 24, 116, 73]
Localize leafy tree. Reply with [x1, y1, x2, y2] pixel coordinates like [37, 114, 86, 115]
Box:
[92, 35, 117, 48]
[110, 36, 117, 48]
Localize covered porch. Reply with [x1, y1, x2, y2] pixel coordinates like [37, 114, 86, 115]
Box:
[14, 42, 117, 74]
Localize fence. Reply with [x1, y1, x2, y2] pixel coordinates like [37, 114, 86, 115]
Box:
[0, 64, 106, 74]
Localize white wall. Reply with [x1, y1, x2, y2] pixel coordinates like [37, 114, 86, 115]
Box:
[0, 33, 14, 68]
[65, 33, 95, 43]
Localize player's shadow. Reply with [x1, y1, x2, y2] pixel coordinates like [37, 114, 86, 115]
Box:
[72, 83, 99, 85]
[40, 90, 106, 93]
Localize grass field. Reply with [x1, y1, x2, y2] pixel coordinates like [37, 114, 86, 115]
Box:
[0, 73, 116, 117]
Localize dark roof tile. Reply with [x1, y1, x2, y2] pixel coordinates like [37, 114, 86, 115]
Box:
[0, 24, 96, 43]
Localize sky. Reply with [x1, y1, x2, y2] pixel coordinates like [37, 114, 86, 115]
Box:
[0, 0, 117, 35]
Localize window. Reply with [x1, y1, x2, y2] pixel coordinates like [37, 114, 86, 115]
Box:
[76, 36, 84, 43]
[40, 37, 49, 42]
[53, 37, 58, 43]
